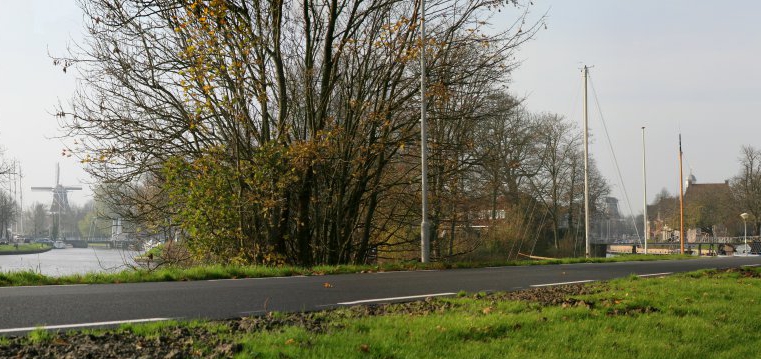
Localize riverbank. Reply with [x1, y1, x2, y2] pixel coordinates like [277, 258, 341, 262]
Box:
[0, 254, 692, 286]
[1, 266, 759, 358]
[0, 244, 51, 256]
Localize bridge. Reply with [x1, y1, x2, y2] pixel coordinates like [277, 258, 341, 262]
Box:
[63, 237, 144, 250]
[595, 236, 761, 256]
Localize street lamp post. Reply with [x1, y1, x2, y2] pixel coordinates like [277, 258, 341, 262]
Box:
[419, 0, 430, 263]
[741, 212, 750, 255]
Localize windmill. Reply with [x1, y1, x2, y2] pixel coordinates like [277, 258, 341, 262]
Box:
[31, 163, 82, 240]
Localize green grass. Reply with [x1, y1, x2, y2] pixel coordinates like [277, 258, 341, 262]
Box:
[27, 328, 53, 344]
[0, 254, 691, 286]
[31, 266, 761, 358]
[233, 267, 761, 358]
[0, 254, 693, 287]
[0, 244, 48, 253]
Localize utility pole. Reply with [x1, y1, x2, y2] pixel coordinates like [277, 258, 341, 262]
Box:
[678, 134, 685, 254]
[583, 66, 591, 258]
[419, 0, 430, 263]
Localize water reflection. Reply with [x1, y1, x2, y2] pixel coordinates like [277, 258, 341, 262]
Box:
[0, 248, 140, 277]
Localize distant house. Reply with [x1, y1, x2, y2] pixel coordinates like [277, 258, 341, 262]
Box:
[682, 174, 739, 241]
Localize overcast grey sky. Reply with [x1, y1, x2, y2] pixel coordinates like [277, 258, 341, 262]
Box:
[1, 1, 760, 217]
[0, 1, 85, 208]
[507, 1, 761, 217]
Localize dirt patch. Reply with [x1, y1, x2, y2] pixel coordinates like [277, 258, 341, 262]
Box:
[1, 331, 196, 359]
[736, 267, 761, 278]
[487, 283, 603, 306]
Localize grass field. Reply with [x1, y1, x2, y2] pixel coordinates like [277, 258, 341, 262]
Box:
[0, 254, 691, 287]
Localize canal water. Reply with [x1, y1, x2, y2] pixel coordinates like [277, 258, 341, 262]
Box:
[0, 248, 140, 277]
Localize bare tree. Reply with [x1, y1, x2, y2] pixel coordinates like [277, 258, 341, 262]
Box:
[0, 192, 17, 240]
[731, 145, 761, 235]
[55, 0, 543, 265]
[526, 114, 608, 254]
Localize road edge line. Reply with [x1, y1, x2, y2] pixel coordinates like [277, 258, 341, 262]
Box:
[338, 292, 457, 305]
[530, 280, 595, 288]
[0, 318, 171, 334]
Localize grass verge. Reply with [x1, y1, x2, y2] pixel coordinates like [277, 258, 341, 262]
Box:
[0, 254, 693, 287]
[0, 244, 49, 253]
[5, 266, 761, 358]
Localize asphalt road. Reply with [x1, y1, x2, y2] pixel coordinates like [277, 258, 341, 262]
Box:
[2, 256, 761, 336]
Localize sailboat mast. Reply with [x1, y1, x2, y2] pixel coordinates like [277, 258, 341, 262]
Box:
[583, 66, 591, 258]
[642, 127, 648, 254]
[678, 134, 685, 254]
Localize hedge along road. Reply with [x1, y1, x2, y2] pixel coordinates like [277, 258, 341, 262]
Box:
[1, 256, 760, 336]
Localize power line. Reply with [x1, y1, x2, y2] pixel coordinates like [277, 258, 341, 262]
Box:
[587, 73, 642, 245]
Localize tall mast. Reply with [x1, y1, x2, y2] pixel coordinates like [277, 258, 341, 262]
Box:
[678, 134, 685, 254]
[642, 127, 648, 254]
[583, 66, 591, 258]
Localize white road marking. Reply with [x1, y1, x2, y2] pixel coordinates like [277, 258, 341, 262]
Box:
[208, 275, 307, 282]
[638, 272, 673, 277]
[338, 292, 457, 305]
[742, 264, 761, 267]
[0, 318, 171, 334]
[530, 280, 595, 288]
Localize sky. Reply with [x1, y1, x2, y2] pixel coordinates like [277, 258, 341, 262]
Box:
[0, 1, 87, 208]
[1, 1, 760, 219]
[504, 1, 761, 217]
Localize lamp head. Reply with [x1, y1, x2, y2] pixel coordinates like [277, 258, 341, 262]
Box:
[741, 212, 750, 221]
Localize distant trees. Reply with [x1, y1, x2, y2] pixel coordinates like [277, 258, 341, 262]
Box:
[648, 188, 679, 234]
[524, 114, 609, 254]
[730, 145, 761, 235]
[0, 148, 18, 239]
[26, 203, 48, 238]
[0, 192, 17, 239]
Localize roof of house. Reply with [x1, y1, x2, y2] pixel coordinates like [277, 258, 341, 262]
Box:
[684, 181, 732, 202]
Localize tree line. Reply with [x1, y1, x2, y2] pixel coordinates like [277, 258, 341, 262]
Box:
[52, 0, 612, 265]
